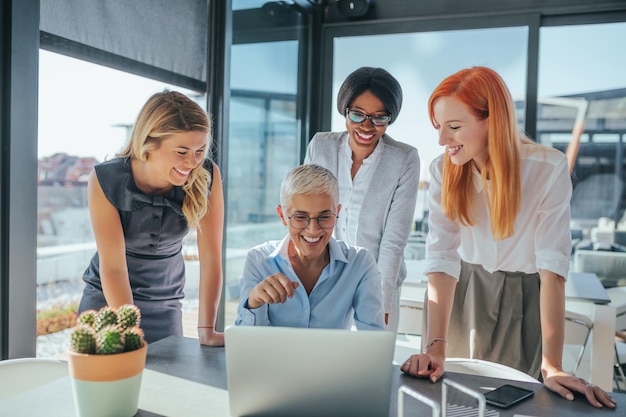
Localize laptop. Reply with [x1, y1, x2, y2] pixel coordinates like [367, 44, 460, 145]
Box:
[225, 326, 396, 417]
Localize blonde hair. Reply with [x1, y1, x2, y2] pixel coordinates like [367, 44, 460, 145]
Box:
[428, 66, 529, 240]
[118, 90, 211, 228]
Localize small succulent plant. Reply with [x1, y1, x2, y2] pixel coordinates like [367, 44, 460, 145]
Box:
[69, 304, 144, 355]
[70, 324, 96, 354]
[94, 306, 119, 332]
[117, 304, 141, 329]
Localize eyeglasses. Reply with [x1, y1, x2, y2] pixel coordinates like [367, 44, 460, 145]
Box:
[346, 108, 392, 126]
[287, 213, 338, 229]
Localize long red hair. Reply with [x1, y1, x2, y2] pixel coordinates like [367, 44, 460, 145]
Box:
[428, 66, 526, 240]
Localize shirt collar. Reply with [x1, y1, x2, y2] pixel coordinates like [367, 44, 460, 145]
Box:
[342, 132, 385, 164]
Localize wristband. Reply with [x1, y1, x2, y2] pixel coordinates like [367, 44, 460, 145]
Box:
[425, 337, 447, 348]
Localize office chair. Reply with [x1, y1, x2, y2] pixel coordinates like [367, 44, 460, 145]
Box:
[615, 342, 626, 392]
[395, 285, 425, 364]
[607, 286, 626, 391]
[563, 310, 594, 375]
[0, 357, 68, 400]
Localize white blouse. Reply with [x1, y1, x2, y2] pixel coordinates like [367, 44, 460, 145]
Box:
[424, 142, 572, 280]
[334, 135, 383, 245]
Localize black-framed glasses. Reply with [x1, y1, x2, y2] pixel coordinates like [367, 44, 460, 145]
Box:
[346, 108, 392, 126]
[287, 213, 338, 229]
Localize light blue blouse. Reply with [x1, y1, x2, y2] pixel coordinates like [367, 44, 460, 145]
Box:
[235, 236, 385, 330]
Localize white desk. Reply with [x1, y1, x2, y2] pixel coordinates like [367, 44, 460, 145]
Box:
[566, 272, 615, 391]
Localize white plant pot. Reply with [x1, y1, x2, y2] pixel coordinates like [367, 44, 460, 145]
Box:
[68, 342, 147, 417]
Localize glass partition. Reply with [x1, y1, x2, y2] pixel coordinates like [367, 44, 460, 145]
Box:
[224, 40, 301, 321]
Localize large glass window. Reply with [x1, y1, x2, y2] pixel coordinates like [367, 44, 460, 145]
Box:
[333, 26, 529, 233]
[37, 50, 201, 358]
[538, 22, 626, 287]
[538, 23, 626, 230]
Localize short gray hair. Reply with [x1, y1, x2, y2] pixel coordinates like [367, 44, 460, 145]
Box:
[280, 164, 339, 208]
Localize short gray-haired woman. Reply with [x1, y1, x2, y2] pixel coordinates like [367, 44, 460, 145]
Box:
[236, 164, 385, 329]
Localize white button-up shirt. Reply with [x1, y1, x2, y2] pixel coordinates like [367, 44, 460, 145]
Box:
[424, 143, 572, 280]
[335, 135, 383, 245]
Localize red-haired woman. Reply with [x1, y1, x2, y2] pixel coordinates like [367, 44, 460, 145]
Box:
[401, 66, 615, 409]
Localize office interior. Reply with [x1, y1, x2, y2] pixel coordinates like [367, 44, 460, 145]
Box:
[2, 0, 626, 390]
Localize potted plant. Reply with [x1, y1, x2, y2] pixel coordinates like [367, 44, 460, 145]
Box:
[67, 304, 147, 417]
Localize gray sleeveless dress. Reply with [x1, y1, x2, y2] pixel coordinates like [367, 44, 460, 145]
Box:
[79, 157, 212, 343]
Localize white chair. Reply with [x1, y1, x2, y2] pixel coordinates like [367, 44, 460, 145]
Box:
[0, 357, 68, 400]
[397, 285, 425, 336]
[445, 358, 541, 384]
[607, 286, 626, 391]
[563, 310, 593, 375]
[615, 341, 626, 392]
[607, 286, 626, 332]
[394, 284, 425, 364]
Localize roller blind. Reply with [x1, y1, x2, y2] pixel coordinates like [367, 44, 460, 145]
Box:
[40, 0, 208, 87]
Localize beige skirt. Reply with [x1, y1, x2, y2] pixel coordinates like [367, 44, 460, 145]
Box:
[423, 261, 542, 379]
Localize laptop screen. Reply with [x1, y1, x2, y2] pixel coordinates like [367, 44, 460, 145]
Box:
[225, 326, 396, 417]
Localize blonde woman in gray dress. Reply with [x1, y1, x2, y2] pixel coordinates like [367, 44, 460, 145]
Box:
[79, 91, 224, 346]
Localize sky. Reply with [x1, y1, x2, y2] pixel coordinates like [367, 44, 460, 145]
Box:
[38, 51, 195, 162]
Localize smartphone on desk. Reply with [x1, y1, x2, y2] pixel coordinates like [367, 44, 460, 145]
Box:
[484, 384, 535, 409]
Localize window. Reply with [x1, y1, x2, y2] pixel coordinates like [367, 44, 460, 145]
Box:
[36, 50, 201, 358]
[538, 22, 626, 233]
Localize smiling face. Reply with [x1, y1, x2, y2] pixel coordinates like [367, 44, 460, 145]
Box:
[345, 90, 389, 156]
[143, 130, 207, 192]
[432, 96, 489, 171]
[277, 193, 341, 262]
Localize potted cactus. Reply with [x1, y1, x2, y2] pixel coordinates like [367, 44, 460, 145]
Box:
[67, 304, 147, 417]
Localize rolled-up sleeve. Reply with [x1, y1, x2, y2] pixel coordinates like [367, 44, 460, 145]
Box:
[534, 155, 572, 279]
[424, 157, 462, 279]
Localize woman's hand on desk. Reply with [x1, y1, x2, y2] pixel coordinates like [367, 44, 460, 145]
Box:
[543, 368, 616, 409]
[400, 353, 445, 383]
[198, 328, 225, 347]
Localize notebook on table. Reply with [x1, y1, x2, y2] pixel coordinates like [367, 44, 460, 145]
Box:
[225, 326, 396, 417]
